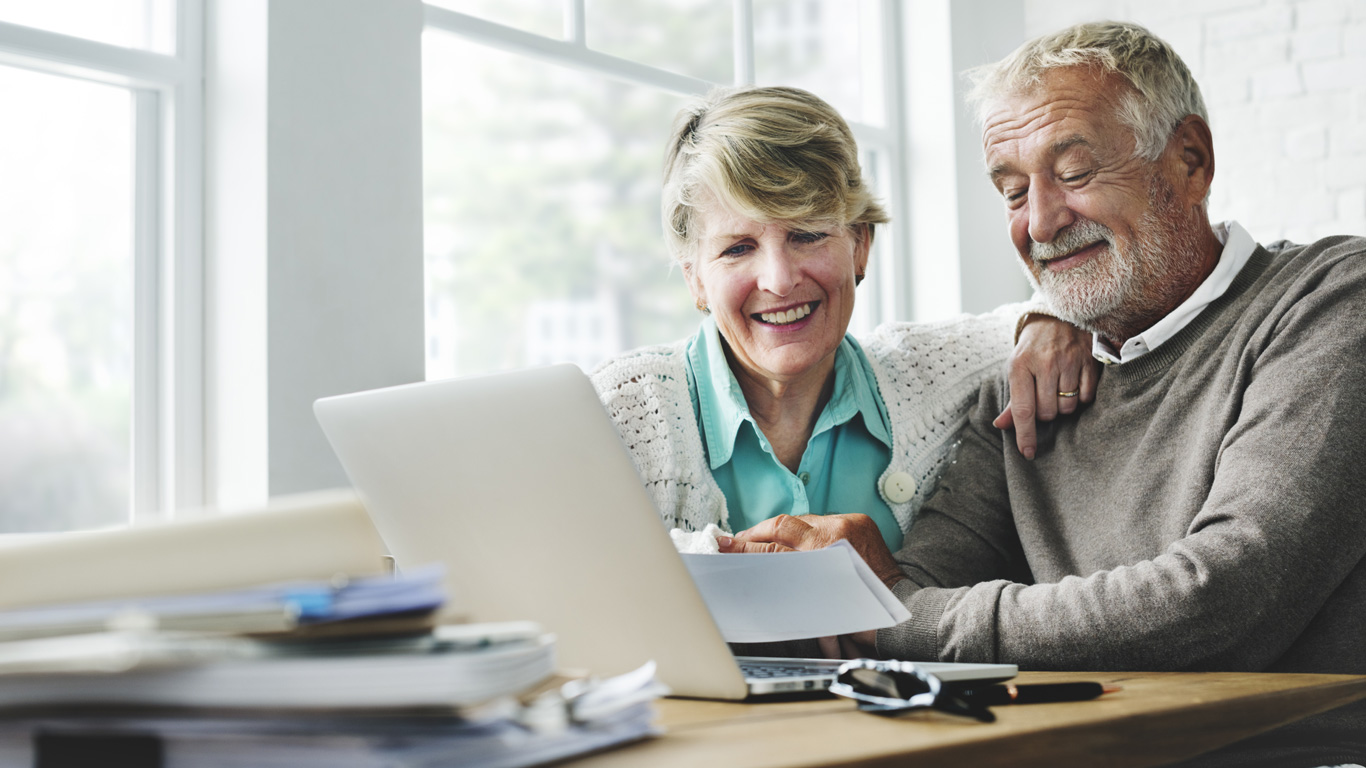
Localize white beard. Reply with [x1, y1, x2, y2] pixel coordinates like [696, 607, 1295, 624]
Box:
[1023, 176, 1205, 340]
[1026, 218, 1136, 330]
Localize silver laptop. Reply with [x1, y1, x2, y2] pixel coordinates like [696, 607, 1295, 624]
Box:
[314, 364, 1015, 699]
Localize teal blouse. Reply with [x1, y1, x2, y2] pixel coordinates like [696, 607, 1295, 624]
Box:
[684, 317, 903, 551]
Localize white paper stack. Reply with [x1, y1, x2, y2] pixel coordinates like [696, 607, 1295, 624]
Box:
[0, 626, 556, 709]
[0, 492, 663, 767]
[0, 660, 664, 768]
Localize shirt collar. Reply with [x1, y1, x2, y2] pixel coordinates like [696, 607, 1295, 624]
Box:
[1093, 220, 1258, 365]
[687, 316, 889, 470]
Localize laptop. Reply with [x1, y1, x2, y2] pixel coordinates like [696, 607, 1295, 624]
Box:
[314, 364, 1016, 699]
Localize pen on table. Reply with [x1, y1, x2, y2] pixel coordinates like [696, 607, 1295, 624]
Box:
[954, 682, 1122, 706]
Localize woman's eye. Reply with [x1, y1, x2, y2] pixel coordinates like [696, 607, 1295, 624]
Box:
[1062, 171, 1091, 183]
[791, 231, 828, 245]
[721, 243, 753, 257]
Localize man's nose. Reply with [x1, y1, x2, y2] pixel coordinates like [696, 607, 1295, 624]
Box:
[1027, 182, 1074, 245]
[756, 246, 799, 296]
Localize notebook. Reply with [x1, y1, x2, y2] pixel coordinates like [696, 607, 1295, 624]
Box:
[314, 364, 1016, 699]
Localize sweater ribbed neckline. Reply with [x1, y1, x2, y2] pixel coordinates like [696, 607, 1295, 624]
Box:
[1109, 246, 1275, 383]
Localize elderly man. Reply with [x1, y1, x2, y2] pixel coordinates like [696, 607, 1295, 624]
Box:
[725, 21, 1366, 766]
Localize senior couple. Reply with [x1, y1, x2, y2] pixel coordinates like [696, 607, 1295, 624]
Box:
[590, 21, 1366, 766]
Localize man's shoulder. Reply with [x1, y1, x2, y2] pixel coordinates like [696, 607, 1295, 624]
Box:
[1249, 234, 1366, 321]
[1262, 234, 1366, 279]
[1265, 233, 1366, 255]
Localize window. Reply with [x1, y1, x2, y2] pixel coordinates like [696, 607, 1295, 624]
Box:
[422, 0, 905, 380]
[0, 1, 203, 532]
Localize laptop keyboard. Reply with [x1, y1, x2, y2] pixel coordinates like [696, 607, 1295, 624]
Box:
[739, 660, 839, 679]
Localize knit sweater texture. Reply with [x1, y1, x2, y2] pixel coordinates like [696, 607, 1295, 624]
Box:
[590, 304, 1021, 534]
[880, 237, 1366, 767]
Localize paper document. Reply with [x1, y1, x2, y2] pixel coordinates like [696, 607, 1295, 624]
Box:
[680, 541, 912, 643]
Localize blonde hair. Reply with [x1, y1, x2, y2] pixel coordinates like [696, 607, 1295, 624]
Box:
[661, 86, 888, 267]
[966, 21, 1208, 162]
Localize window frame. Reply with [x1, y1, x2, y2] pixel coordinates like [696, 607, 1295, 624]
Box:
[0, 2, 204, 527]
[421, 0, 912, 329]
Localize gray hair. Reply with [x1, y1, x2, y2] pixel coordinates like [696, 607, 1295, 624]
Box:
[661, 85, 888, 268]
[966, 21, 1208, 161]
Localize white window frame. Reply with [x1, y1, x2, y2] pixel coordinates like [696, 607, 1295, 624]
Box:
[422, 0, 913, 324]
[0, 3, 204, 526]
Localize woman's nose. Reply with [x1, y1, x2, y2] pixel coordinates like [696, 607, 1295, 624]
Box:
[755, 247, 799, 296]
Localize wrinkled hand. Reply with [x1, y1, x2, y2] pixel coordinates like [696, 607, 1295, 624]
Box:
[994, 314, 1099, 459]
[817, 631, 878, 660]
[718, 513, 905, 592]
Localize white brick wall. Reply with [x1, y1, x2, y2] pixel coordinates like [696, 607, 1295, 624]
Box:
[1023, 0, 1366, 243]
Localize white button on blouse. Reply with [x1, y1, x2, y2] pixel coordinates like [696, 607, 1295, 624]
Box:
[881, 471, 917, 504]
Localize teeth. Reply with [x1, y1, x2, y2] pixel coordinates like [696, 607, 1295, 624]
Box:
[760, 303, 813, 325]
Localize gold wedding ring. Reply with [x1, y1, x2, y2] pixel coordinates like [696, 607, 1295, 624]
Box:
[1058, 389, 1080, 398]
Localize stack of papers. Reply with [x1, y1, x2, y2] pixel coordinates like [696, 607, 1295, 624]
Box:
[0, 660, 665, 768]
[0, 492, 664, 766]
[0, 603, 660, 766]
[0, 564, 447, 643]
[0, 565, 560, 709]
[0, 626, 557, 709]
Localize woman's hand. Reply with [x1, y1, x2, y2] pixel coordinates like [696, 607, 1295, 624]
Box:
[718, 513, 905, 591]
[817, 631, 877, 660]
[993, 314, 1099, 459]
[722, 514, 896, 660]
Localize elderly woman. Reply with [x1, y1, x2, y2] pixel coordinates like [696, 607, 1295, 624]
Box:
[592, 86, 1091, 551]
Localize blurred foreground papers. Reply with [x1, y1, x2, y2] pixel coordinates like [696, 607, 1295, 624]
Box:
[0, 564, 447, 644]
[681, 541, 912, 643]
[0, 661, 664, 768]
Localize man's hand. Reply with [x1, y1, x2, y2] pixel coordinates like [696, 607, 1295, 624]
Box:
[718, 513, 906, 591]
[995, 314, 1099, 459]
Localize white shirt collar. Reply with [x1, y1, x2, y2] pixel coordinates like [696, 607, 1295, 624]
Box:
[1092, 221, 1258, 365]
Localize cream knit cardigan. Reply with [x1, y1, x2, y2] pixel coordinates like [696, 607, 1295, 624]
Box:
[590, 304, 1021, 534]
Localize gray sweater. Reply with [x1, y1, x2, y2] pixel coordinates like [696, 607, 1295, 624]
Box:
[879, 236, 1366, 767]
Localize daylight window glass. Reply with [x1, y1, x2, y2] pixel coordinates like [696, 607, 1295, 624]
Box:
[423, 32, 697, 380]
[753, 0, 878, 125]
[425, 0, 563, 39]
[0, 66, 135, 532]
[0, 0, 171, 52]
[585, 0, 731, 85]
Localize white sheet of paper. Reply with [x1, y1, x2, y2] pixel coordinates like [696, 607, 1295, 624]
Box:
[679, 541, 912, 643]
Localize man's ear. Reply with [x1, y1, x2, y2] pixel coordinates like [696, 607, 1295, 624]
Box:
[1171, 115, 1215, 206]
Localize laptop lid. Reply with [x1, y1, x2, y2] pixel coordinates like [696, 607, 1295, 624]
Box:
[314, 364, 750, 700]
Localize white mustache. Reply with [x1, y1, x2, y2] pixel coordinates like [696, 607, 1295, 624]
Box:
[1030, 219, 1115, 263]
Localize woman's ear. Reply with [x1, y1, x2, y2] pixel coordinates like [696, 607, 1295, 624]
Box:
[853, 224, 873, 277]
[681, 256, 707, 311]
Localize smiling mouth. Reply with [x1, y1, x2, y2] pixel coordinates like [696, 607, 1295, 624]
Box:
[1037, 240, 1107, 270]
[754, 302, 817, 326]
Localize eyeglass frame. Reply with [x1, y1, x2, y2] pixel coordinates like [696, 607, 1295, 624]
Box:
[829, 658, 995, 722]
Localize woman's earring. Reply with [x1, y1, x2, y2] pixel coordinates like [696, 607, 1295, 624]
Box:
[855, 270, 866, 287]
[695, 299, 710, 315]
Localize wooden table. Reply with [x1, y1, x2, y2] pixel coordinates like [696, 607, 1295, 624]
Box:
[572, 671, 1366, 768]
